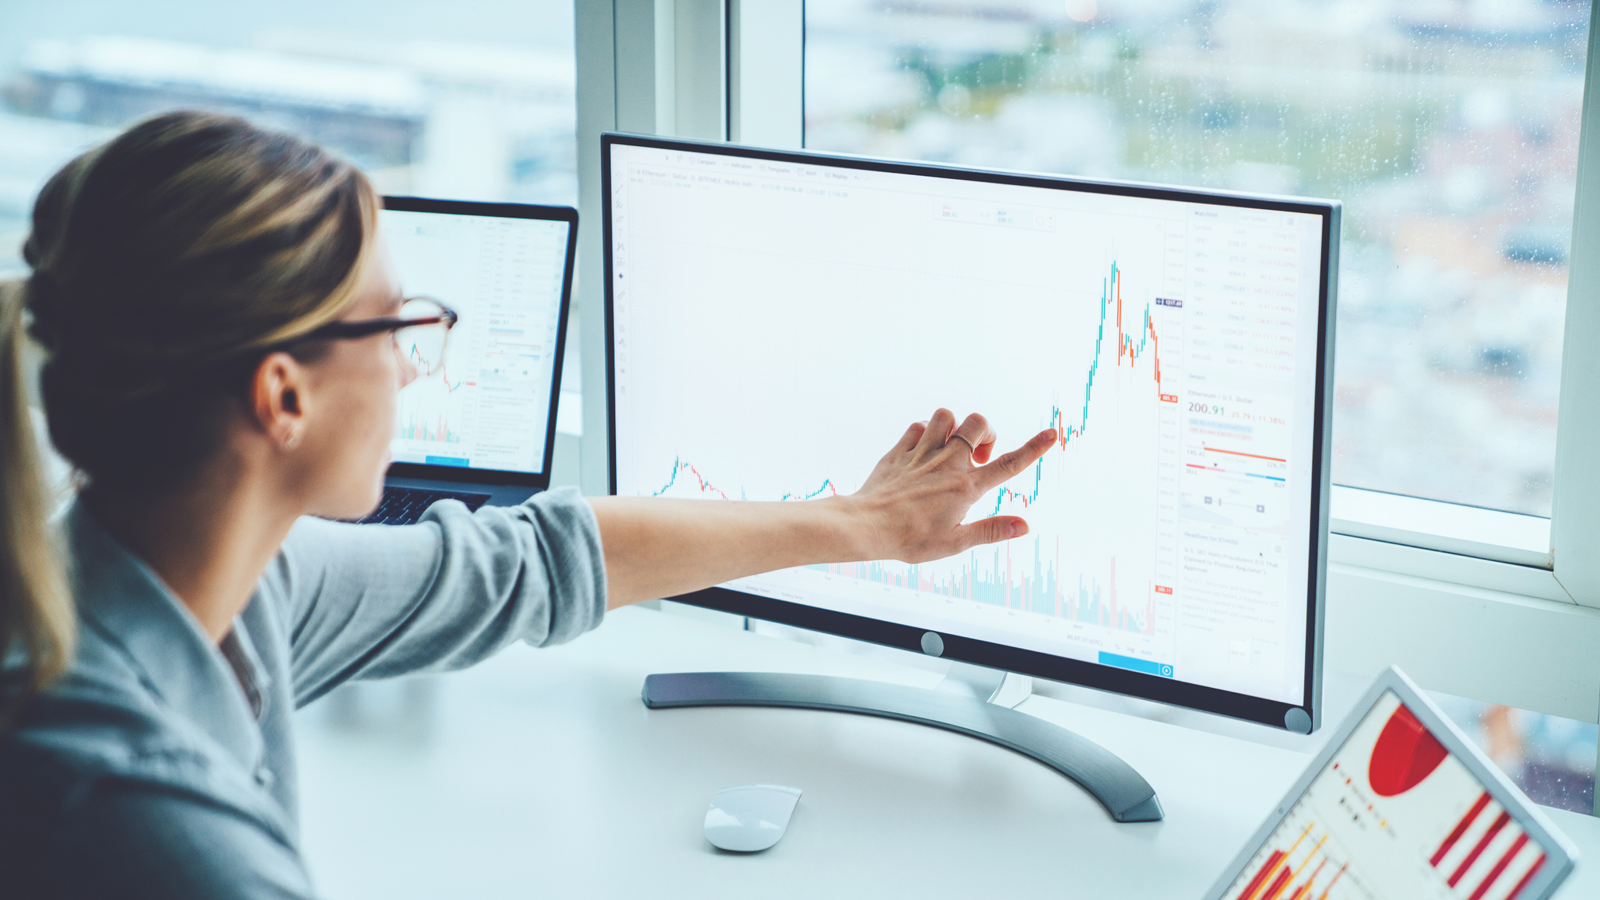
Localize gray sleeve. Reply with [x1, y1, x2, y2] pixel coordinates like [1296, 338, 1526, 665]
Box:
[269, 487, 607, 706]
[57, 782, 317, 900]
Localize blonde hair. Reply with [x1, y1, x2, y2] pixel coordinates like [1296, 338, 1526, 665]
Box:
[1, 280, 73, 705]
[2, 110, 379, 708]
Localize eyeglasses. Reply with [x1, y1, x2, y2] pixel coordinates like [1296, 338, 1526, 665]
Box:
[299, 296, 458, 375]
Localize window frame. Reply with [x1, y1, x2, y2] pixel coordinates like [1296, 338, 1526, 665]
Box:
[574, 0, 1600, 809]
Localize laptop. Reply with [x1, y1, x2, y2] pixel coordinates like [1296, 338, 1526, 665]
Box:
[355, 196, 578, 525]
[1206, 666, 1577, 900]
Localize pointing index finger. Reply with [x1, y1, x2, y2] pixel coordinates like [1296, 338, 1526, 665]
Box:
[972, 428, 1057, 493]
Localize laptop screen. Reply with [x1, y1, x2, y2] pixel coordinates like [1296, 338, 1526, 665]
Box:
[1220, 690, 1554, 900]
[379, 204, 573, 476]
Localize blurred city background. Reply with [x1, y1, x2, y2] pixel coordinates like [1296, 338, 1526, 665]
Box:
[0, 1, 578, 267]
[2, 2, 1583, 514]
[808, 0, 1586, 517]
[0, 5, 1592, 887]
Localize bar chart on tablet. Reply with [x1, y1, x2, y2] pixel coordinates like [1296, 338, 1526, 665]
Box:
[1221, 693, 1551, 900]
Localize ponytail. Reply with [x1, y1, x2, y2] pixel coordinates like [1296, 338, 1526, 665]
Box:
[0, 278, 74, 716]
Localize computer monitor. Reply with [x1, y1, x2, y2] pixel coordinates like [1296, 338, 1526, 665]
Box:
[604, 134, 1337, 739]
[378, 198, 576, 494]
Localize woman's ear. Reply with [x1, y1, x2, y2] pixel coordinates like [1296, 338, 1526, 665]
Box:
[251, 351, 309, 450]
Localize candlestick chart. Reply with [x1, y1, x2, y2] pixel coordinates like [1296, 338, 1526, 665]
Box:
[395, 342, 475, 444]
[610, 139, 1327, 705]
[396, 353, 475, 451]
[381, 207, 568, 474]
[644, 257, 1177, 642]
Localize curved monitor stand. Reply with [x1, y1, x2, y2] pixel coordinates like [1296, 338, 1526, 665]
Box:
[642, 661, 1165, 824]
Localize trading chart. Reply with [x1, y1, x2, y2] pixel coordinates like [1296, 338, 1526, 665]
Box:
[610, 143, 1325, 704]
[383, 209, 568, 473]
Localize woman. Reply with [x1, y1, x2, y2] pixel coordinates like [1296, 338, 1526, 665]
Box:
[0, 111, 1055, 897]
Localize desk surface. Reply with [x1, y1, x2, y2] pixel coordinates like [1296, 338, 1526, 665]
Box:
[295, 606, 1600, 899]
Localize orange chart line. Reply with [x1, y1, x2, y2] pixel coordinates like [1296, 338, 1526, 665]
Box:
[1283, 836, 1329, 889]
[1315, 861, 1349, 900]
[1244, 824, 1316, 900]
[1203, 446, 1288, 464]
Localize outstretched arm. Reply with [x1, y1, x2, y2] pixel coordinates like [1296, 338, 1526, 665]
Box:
[589, 408, 1057, 609]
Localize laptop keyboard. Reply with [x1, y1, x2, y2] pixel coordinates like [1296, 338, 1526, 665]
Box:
[354, 486, 493, 525]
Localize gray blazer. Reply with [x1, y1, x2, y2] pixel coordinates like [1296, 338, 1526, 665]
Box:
[0, 489, 607, 897]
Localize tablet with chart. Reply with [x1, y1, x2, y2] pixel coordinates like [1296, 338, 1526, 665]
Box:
[1209, 669, 1574, 900]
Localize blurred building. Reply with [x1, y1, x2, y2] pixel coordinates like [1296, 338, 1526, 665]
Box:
[0, 33, 577, 273]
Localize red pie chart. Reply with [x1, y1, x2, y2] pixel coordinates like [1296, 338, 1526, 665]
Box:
[1369, 703, 1450, 797]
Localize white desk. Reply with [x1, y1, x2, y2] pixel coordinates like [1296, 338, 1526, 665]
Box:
[295, 606, 1600, 899]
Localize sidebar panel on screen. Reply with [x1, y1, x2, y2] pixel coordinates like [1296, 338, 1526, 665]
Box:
[382, 210, 569, 474]
[609, 142, 1327, 709]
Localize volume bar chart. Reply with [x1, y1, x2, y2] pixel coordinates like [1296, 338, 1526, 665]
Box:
[399, 414, 463, 444]
[810, 544, 1156, 636]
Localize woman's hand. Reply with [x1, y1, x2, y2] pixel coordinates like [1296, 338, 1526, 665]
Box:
[846, 408, 1058, 564]
[589, 408, 1056, 608]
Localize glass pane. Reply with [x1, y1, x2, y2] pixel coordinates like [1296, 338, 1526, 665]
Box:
[1432, 691, 1598, 816]
[0, 1, 576, 276]
[805, 1, 1590, 515]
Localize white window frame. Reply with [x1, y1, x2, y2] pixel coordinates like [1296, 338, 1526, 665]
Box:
[574, 0, 1600, 808]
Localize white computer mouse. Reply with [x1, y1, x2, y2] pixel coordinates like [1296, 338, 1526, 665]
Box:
[703, 784, 803, 852]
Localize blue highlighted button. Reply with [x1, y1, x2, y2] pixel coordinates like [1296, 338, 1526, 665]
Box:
[1099, 652, 1174, 679]
[424, 455, 471, 467]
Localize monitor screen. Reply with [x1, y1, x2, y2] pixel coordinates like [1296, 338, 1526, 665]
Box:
[380, 205, 572, 475]
[1220, 691, 1553, 900]
[606, 136, 1335, 725]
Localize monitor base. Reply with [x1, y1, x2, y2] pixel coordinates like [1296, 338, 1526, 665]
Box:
[642, 671, 1164, 823]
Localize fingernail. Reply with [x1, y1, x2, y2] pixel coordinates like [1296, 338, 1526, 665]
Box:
[1008, 522, 1022, 538]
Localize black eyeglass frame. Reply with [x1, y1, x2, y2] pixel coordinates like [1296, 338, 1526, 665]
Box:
[187, 297, 459, 393]
[298, 296, 458, 344]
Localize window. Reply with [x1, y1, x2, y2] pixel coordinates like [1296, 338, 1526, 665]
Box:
[1, 0, 587, 484]
[804, 0, 1590, 517]
[1431, 691, 1598, 814]
[0, 2, 577, 275]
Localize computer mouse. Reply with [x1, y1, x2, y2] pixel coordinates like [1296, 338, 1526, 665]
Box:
[703, 784, 802, 852]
